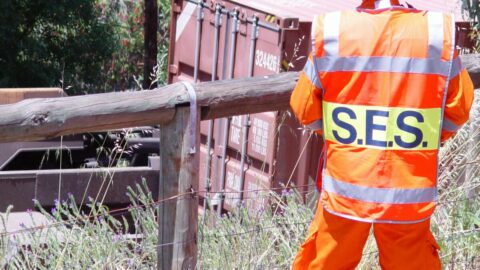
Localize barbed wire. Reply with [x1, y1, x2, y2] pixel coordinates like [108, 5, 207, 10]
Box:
[437, 193, 480, 206]
[0, 190, 195, 237]
[151, 222, 479, 258]
[1, 183, 478, 238]
[0, 184, 314, 237]
[438, 227, 480, 241]
[0, 170, 477, 240]
[2, 197, 478, 265]
[197, 184, 316, 195]
[200, 221, 311, 240]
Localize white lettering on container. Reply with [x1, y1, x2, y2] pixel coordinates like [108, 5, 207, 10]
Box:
[255, 50, 279, 73]
[225, 167, 241, 206]
[252, 117, 269, 156]
[230, 116, 242, 145]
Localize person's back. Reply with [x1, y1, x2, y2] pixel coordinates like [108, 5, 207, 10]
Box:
[290, 0, 474, 269]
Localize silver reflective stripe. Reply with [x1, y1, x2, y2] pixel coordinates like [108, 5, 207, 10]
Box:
[324, 12, 341, 56]
[314, 56, 462, 77]
[323, 173, 437, 204]
[450, 57, 463, 78]
[322, 205, 432, 224]
[442, 117, 461, 132]
[306, 119, 323, 131]
[427, 12, 444, 60]
[303, 60, 323, 89]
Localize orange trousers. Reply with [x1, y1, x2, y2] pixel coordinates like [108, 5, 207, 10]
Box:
[292, 202, 441, 270]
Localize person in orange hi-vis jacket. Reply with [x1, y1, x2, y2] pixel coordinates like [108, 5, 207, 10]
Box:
[290, 0, 474, 269]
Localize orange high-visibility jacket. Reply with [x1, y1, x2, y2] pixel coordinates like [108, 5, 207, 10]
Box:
[290, 8, 474, 223]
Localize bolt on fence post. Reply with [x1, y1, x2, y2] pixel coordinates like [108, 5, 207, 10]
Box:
[158, 101, 199, 269]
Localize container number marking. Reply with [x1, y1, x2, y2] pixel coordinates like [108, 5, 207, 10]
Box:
[255, 50, 279, 73]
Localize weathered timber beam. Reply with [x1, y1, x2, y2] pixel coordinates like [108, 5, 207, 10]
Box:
[0, 72, 297, 142]
[0, 84, 183, 142]
[196, 72, 298, 120]
[0, 54, 478, 143]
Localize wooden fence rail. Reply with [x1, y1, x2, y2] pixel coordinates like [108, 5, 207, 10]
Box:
[0, 54, 478, 269]
[0, 72, 297, 142]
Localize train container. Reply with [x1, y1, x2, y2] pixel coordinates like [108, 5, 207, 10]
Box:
[169, 0, 470, 212]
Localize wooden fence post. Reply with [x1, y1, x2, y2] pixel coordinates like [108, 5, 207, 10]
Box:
[158, 105, 199, 270]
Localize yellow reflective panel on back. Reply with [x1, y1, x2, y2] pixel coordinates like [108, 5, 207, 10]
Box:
[323, 102, 441, 150]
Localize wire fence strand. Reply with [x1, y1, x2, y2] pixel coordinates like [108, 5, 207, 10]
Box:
[1, 184, 478, 238]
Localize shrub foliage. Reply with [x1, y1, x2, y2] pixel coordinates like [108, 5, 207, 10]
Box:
[0, 0, 171, 94]
[0, 0, 117, 94]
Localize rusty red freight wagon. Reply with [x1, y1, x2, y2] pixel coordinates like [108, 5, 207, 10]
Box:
[168, 0, 469, 213]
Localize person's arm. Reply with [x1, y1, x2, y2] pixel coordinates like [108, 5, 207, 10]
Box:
[441, 56, 475, 142]
[290, 53, 324, 134]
